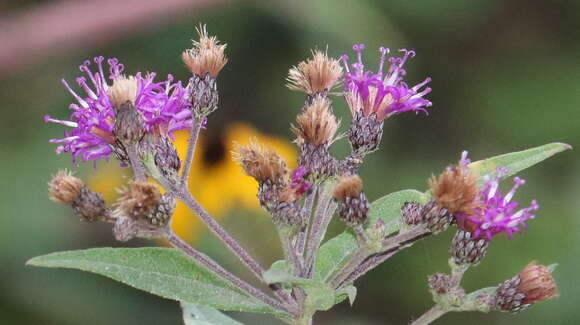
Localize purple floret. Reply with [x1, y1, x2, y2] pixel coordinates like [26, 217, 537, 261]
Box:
[341, 44, 432, 121]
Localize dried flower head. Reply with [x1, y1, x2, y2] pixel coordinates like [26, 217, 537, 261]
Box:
[107, 75, 138, 109]
[287, 50, 343, 95]
[292, 97, 339, 146]
[429, 151, 480, 217]
[232, 139, 289, 183]
[517, 262, 559, 304]
[342, 44, 432, 121]
[48, 170, 84, 204]
[494, 262, 558, 313]
[45, 57, 191, 164]
[182, 24, 228, 78]
[333, 174, 364, 201]
[457, 167, 539, 240]
[116, 181, 162, 221]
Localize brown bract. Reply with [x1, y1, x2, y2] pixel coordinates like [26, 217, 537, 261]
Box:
[182, 24, 227, 78]
[232, 139, 289, 183]
[333, 174, 363, 201]
[116, 181, 161, 220]
[286, 50, 342, 95]
[48, 170, 84, 204]
[429, 165, 480, 218]
[291, 97, 339, 146]
[108, 75, 138, 109]
[518, 261, 559, 304]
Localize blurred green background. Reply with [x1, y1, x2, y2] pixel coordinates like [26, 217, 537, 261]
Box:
[1, 0, 579, 324]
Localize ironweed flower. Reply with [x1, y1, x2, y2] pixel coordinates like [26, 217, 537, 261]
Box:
[458, 167, 539, 240]
[342, 44, 432, 121]
[45, 57, 192, 164]
[334, 174, 369, 227]
[286, 49, 343, 96]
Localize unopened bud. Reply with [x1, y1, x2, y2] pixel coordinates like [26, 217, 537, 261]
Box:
[187, 74, 218, 117]
[493, 262, 558, 313]
[451, 230, 490, 266]
[422, 199, 454, 233]
[401, 201, 424, 226]
[334, 175, 369, 226]
[348, 111, 384, 155]
[428, 273, 452, 294]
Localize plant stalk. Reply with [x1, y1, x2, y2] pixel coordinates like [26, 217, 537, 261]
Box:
[304, 182, 336, 277]
[127, 144, 147, 181]
[410, 305, 447, 325]
[165, 229, 296, 315]
[180, 116, 203, 183]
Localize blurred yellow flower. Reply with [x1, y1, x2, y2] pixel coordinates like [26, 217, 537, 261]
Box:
[89, 122, 297, 243]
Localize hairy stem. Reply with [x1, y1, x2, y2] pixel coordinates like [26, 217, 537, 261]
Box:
[165, 229, 295, 315]
[296, 185, 318, 262]
[180, 117, 203, 183]
[329, 246, 371, 288]
[304, 182, 336, 278]
[410, 305, 447, 325]
[127, 144, 147, 181]
[174, 186, 296, 306]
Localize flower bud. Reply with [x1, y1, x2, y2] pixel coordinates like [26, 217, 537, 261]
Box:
[48, 170, 109, 222]
[493, 262, 558, 313]
[334, 175, 369, 227]
[401, 201, 424, 226]
[421, 199, 454, 233]
[113, 102, 145, 146]
[451, 229, 489, 266]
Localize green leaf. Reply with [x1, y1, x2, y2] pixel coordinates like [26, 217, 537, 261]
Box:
[27, 248, 286, 316]
[335, 285, 357, 306]
[469, 142, 571, 182]
[263, 262, 342, 312]
[181, 302, 243, 325]
[314, 190, 429, 282]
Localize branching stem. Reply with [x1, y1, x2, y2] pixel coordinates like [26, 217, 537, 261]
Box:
[180, 116, 203, 183]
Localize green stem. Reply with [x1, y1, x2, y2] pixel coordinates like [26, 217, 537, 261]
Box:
[410, 305, 447, 325]
[180, 117, 203, 183]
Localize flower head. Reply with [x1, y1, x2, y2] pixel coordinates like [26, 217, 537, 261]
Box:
[291, 96, 339, 146]
[459, 167, 539, 240]
[287, 49, 343, 95]
[45, 57, 192, 164]
[182, 24, 228, 78]
[342, 44, 432, 121]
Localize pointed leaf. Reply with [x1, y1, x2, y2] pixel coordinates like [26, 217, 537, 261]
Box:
[182, 302, 243, 325]
[27, 248, 286, 316]
[469, 142, 571, 182]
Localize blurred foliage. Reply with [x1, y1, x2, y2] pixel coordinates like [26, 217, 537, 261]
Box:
[1, 0, 579, 324]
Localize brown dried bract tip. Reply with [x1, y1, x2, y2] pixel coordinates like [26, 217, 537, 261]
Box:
[333, 174, 363, 201]
[232, 139, 289, 182]
[518, 261, 559, 304]
[116, 181, 161, 221]
[292, 97, 339, 146]
[48, 170, 84, 204]
[287, 50, 343, 95]
[182, 24, 228, 78]
[108, 76, 138, 109]
[429, 164, 480, 218]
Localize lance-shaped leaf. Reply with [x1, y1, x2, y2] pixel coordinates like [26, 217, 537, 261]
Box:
[181, 302, 243, 325]
[469, 142, 571, 183]
[27, 248, 287, 317]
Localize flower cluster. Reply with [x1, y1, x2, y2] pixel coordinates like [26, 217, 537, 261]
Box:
[45, 57, 192, 164]
[341, 44, 432, 121]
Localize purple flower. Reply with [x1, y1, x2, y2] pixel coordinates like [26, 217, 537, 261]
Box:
[290, 167, 312, 196]
[45, 57, 192, 164]
[341, 44, 432, 121]
[462, 167, 539, 240]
